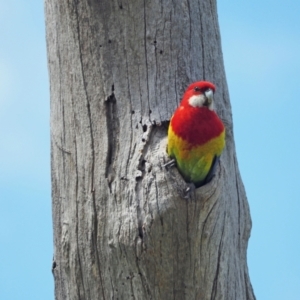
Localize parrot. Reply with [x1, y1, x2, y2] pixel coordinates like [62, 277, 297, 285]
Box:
[167, 81, 225, 188]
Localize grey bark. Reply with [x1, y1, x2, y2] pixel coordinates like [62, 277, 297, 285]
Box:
[45, 0, 255, 299]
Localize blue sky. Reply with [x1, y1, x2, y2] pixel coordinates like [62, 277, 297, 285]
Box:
[0, 1, 299, 299]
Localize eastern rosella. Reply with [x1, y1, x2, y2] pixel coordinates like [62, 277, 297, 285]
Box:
[167, 81, 225, 187]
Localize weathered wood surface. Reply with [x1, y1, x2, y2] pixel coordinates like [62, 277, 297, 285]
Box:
[45, 0, 255, 299]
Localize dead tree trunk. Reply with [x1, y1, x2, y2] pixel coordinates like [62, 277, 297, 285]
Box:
[45, 0, 255, 299]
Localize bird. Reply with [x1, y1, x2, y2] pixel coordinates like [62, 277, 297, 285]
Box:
[167, 81, 225, 188]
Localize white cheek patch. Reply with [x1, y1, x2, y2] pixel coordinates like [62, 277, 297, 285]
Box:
[188, 94, 214, 110]
[188, 95, 205, 107]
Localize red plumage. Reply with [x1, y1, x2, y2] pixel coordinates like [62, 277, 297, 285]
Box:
[170, 107, 224, 147]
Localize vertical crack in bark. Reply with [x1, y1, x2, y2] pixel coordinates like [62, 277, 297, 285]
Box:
[168, 6, 180, 111]
[105, 85, 119, 193]
[198, 4, 206, 79]
[58, 34, 69, 155]
[73, 2, 105, 298]
[136, 169, 144, 240]
[117, 218, 123, 257]
[125, 117, 133, 179]
[73, 134, 87, 299]
[123, 43, 134, 177]
[153, 27, 159, 119]
[186, 0, 192, 56]
[143, 0, 150, 112]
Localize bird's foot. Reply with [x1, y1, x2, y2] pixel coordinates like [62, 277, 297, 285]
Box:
[162, 159, 176, 169]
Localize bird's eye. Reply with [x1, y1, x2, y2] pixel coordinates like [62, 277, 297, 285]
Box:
[194, 87, 201, 92]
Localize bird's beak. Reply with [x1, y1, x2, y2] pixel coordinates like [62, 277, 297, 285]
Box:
[204, 89, 214, 106]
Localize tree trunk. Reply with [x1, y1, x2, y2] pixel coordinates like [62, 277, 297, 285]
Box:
[45, 0, 255, 299]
